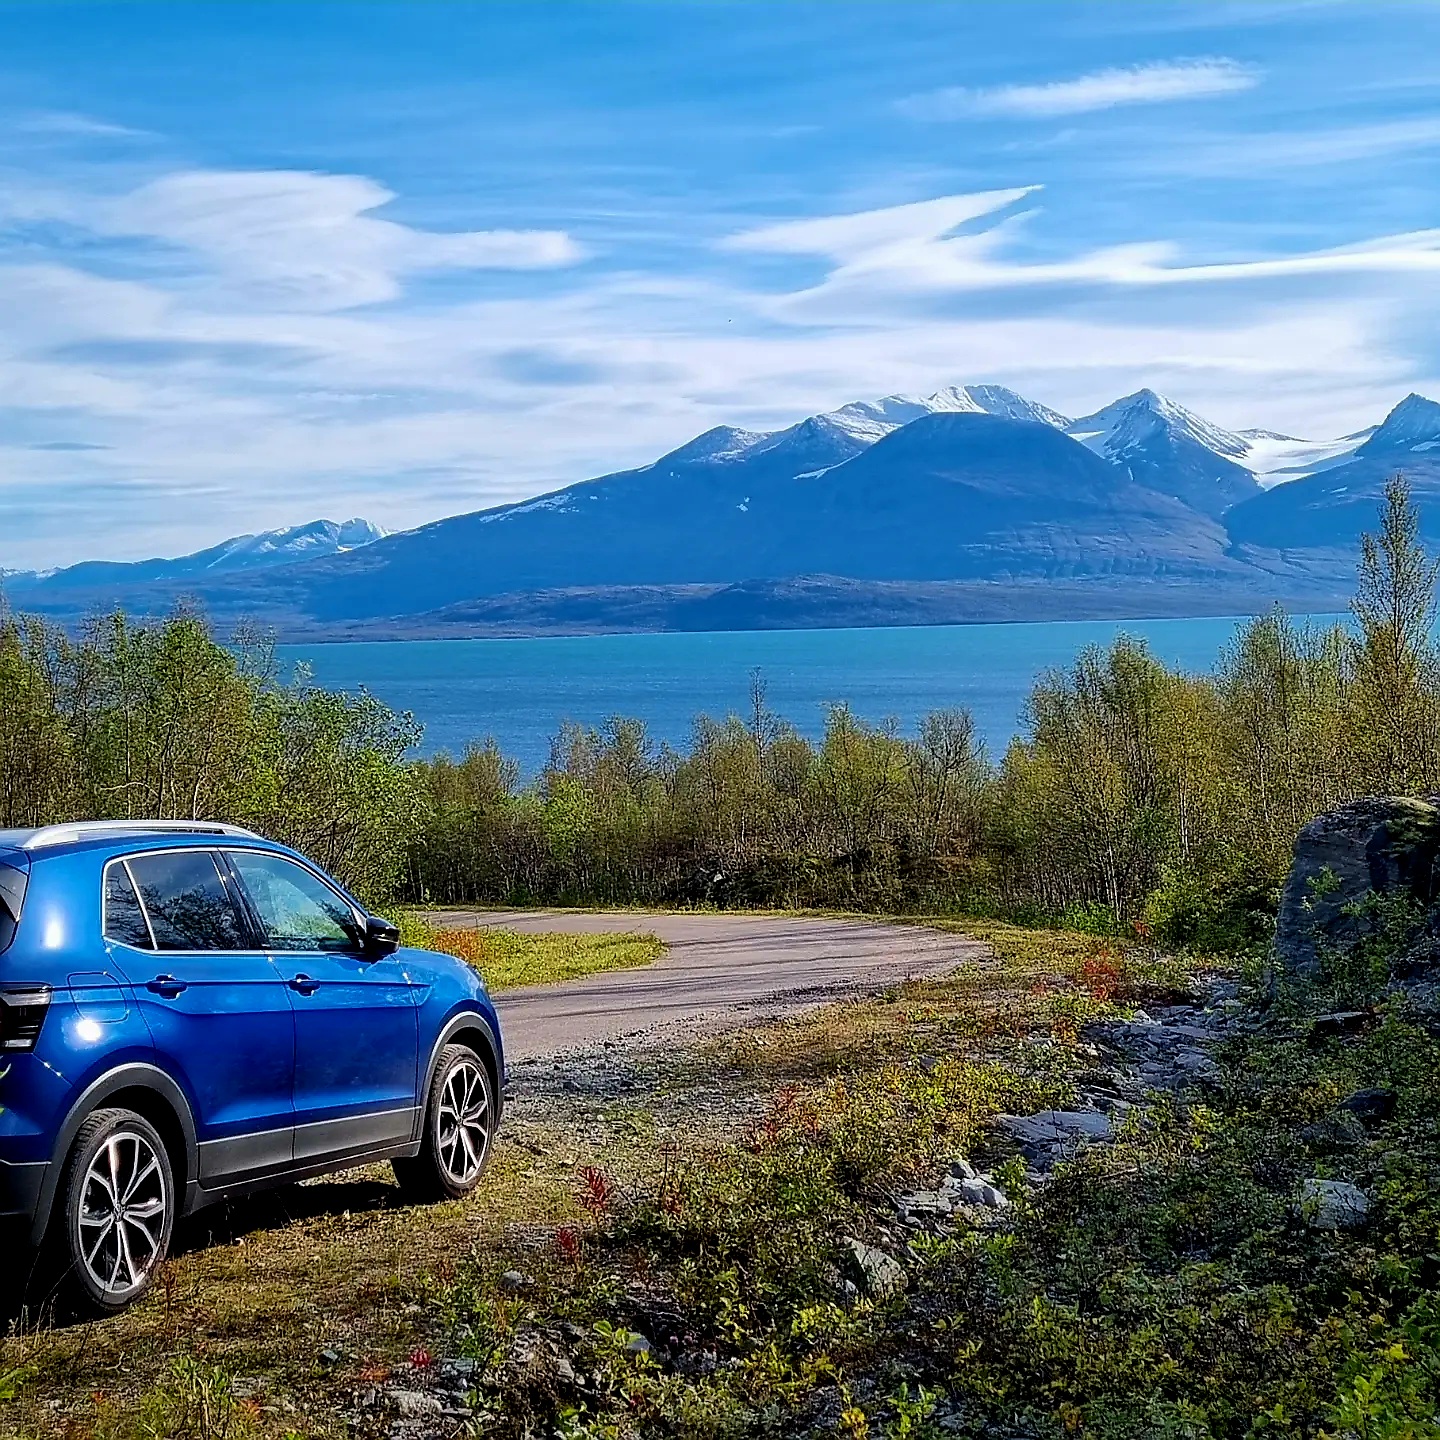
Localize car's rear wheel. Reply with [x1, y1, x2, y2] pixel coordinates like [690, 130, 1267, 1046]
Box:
[394, 1044, 495, 1203]
[55, 1108, 175, 1317]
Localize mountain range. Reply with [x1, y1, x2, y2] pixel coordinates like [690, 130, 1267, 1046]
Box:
[8, 386, 1440, 639]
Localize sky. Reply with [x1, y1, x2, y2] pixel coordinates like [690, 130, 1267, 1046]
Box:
[3, 0, 1440, 569]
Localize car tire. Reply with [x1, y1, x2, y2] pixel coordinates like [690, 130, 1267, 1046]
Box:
[53, 1107, 175, 1318]
[394, 1044, 496, 1203]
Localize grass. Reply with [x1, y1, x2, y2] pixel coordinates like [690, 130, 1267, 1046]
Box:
[396, 914, 664, 991]
[6, 915, 1437, 1437]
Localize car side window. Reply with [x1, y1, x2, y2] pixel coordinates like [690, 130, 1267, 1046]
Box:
[226, 851, 363, 953]
[104, 863, 154, 950]
[125, 850, 250, 952]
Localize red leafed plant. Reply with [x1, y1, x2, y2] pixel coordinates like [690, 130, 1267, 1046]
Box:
[408, 1347, 434, 1371]
[554, 1222, 584, 1262]
[578, 1165, 616, 1217]
[1079, 947, 1125, 1003]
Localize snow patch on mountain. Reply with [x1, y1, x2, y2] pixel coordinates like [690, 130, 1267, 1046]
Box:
[1238, 432, 1367, 488]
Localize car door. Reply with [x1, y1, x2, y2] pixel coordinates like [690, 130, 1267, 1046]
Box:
[221, 849, 421, 1165]
[108, 849, 297, 1185]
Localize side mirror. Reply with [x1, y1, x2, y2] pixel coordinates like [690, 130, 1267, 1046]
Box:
[363, 915, 401, 959]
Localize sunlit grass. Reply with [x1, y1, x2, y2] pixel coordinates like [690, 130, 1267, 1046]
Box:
[396, 914, 664, 992]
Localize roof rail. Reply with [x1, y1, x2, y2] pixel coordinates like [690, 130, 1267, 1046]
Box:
[20, 821, 262, 850]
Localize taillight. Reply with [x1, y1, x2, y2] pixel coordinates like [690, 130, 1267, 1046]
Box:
[0, 988, 51, 1051]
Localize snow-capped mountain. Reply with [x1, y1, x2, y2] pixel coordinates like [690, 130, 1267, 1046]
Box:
[6, 518, 387, 595]
[1065, 389, 1259, 518]
[1228, 392, 1440, 553]
[816, 383, 1069, 446]
[1356, 392, 1440, 455]
[14, 382, 1440, 639]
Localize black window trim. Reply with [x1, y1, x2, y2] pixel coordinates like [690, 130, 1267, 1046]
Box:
[101, 847, 268, 957]
[218, 847, 369, 955]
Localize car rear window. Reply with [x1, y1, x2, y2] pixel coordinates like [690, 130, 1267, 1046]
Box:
[104, 863, 154, 950]
[124, 851, 250, 952]
[0, 862, 26, 954]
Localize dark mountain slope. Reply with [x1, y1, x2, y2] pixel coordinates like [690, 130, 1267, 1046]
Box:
[1227, 394, 1440, 558]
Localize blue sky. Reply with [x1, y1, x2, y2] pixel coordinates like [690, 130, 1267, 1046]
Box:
[3, 0, 1440, 567]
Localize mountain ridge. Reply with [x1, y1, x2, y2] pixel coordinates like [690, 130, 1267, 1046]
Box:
[6, 385, 1435, 639]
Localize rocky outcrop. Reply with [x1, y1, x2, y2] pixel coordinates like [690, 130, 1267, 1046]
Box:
[1273, 796, 1440, 999]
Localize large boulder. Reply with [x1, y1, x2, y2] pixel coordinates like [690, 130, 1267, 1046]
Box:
[1273, 796, 1440, 989]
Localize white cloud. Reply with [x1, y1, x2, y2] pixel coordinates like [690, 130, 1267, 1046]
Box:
[16, 110, 151, 138]
[26, 169, 586, 311]
[1, 161, 1437, 569]
[722, 192, 1440, 316]
[902, 58, 1260, 121]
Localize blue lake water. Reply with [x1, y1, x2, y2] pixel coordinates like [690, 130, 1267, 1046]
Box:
[276, 614, 1347, 775]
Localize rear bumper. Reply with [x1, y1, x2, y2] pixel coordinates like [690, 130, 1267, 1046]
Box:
[0, 1157, 48, 1227]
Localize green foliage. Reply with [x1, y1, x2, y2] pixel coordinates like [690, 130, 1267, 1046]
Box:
[0, 607, 426, 900]
[92, 1357, 256, 1440]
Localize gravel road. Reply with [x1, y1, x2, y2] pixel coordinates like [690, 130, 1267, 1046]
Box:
[425, 910, 986, 1061]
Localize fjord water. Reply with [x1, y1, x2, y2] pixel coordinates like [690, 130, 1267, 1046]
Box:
[276, 614, 1345, 774]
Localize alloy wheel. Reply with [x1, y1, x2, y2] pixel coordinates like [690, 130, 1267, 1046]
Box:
[435, 1059, 491, 1188]
[76, 1129, 169, 1296]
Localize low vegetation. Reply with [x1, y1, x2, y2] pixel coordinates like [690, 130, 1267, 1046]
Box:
[395, 916, 663, 992]
[6, 912, 1437, 1438]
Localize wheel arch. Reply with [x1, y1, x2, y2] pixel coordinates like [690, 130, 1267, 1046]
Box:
[34, 1063, 199, 1244]
[417, 1011, 502, 1139]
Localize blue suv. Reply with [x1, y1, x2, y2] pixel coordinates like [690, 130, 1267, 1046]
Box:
[0, 821, 505, 1317]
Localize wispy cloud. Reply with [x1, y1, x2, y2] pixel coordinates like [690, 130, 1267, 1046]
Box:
[16, 169, 587, 311]
[724, 191, 1440, 313]
[901, 58, 1260, 121]
[16, 110, 152, 139]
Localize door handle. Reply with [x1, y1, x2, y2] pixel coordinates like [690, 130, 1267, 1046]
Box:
[288, 974, 320, 996]
[146, 975, 188, 998]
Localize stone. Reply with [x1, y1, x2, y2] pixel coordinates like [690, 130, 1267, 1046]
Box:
[1309, 1011, 1375, 1043]
[1339, 1087, 1397, 1124]
[840, 1236, 907, 1299]
[1297, 1178, 1371, 1230]
[390, 1390, 444, 1418]
[1273, 797, 1440, 987]
[956, 1176, 1010, 1209]
[624, 1333, 652, 1356]
[896, 1190, 953, 1218]
[498, 1269, 533, 1293]
[948, 1157, 981, 1181]
[1000, 1110, 1113, 1146]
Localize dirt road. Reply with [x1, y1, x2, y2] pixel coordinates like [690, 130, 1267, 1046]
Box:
[425, 910, 985, 1061]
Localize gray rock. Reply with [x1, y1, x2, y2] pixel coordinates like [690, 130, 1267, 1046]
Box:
[1274, 796, 1440, 987]
[1297, 1178, 1372, 1230]
[1339, 1087, 1396, 1124]
[956, 1177, 1010, 1209]
[624, 1333, 652, 1356]
[1000, 1110, 1113, 1146]
[390, 1390, 444, 1418]
[498, 1269, 533, 1292]
[897, 1189, 954, 1218]
[840, 1236, 907, 1299]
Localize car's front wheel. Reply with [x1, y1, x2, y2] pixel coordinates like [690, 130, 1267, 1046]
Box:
[56, 1108, 175, 1317]
[394, 1044, 495, 1203]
